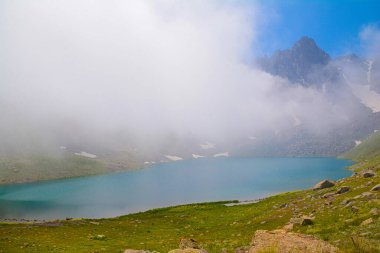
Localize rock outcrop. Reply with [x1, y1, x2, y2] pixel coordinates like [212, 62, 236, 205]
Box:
[179, 239, 200, 250]
[363, 171, 375, 178]
[336, 186, 350, 194]
[234, 246, 250, 253]
[313, 180, 335, 190]
[371, 184, 380, 191]
[248, 229, 338, 253]
[169, 238, 207, 253]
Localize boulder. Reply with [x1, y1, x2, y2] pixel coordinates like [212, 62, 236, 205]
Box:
[363, 172, 375, 178]
[371, 184, 380, 191]
[353, 192, 375, 200]
[322, 193, 335, 198]
[301, 217, 314, 226]
[234, 246, 250, 253]
[313, 180, 335, 190]
[169, 239, 208, 253]
[179, 238, 199, 249]
[336, 186, 350, 194]
[361, 192, 375, 199]
[341, 198, 353, 205]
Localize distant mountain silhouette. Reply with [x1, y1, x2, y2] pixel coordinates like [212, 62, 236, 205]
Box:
[258, 36, 337, 87]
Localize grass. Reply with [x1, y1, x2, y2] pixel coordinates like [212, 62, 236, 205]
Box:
[340, 131, 380, 161]
[0, 153, 107, 184]
[0, 157, 379, 252]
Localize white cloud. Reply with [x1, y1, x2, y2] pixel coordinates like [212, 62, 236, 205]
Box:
[360, 24, 380, 58]
[0, 0, 368, 153]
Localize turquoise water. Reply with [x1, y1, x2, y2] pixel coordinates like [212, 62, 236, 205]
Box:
[0, 157, 353, 219]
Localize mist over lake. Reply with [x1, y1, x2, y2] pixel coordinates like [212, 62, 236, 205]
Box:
[0, 157, 352, 220]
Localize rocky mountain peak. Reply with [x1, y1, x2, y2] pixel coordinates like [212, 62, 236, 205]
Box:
[292, 36, 330, 64]
[259, 36, 332, 86]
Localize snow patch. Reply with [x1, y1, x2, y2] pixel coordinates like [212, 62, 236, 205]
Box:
[192, 154, 205, 159]
[355, 140, 362, 147]
[75, 151, 97, 158]
[213, 152, 229, 157]
[165, 155, 183, 161]
[349, 84, 380, 113]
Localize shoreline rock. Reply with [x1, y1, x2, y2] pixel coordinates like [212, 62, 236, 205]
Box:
[313, 180, 335, 190]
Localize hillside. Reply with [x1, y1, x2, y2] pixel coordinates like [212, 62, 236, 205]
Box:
[0, 151, 144, 185]
[341, 131, 380, 161]
[0, 154, 106, 184]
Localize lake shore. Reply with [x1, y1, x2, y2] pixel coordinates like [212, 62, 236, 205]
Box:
[0, 157, 352, 220]
[0, 157, 378, 253]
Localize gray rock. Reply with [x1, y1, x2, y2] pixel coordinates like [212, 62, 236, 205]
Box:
[363, 172, 375, 178]
[301, 217, 314, 226]
[371, 184, 380, 191]
[341, 198, 353, 205]
[322, 193, 335, 198]
[336, 186, 350, 194]
[361, 192, 375, 199]
[313, 180, 335, 190]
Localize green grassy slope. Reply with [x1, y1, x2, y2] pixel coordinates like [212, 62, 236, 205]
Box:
[0, 158, 379, 253]
[0, 150, 144, 185]
[0, 154, 107, 184]
[341, 131, 380, 161]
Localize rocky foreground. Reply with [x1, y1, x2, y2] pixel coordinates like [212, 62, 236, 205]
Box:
[120, 171, 379, 253]
[124, 230, 338, 253]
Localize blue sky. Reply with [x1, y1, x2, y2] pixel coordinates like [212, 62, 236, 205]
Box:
[254, 0, 380, 57]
